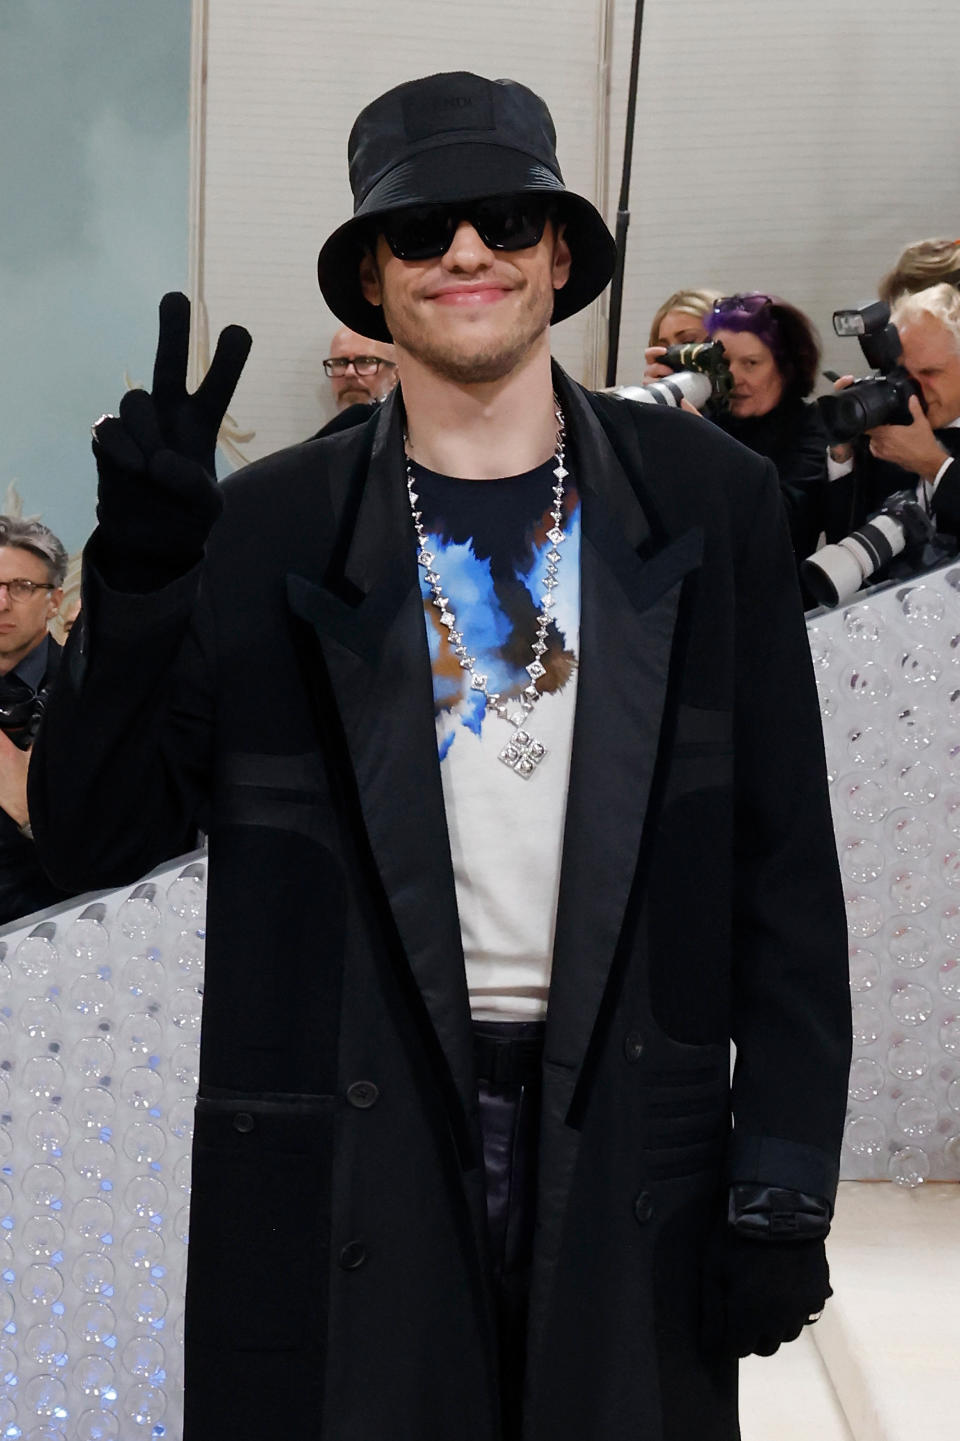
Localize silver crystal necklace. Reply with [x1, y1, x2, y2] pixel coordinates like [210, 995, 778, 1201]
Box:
[404, 400, 568, 780]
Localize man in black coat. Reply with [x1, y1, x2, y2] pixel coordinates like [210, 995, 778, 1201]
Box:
[0, 515, 69, 925]
[29, 72, 851, 1441]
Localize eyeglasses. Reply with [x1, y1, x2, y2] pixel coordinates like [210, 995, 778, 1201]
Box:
[0, 579, 56, 603]
[712, 293, 773, 318]
[380, 196, 552, 261]
[323, 356, 397, 377]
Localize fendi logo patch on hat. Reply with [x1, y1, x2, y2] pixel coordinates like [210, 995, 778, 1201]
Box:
[402, 80, 495, 142]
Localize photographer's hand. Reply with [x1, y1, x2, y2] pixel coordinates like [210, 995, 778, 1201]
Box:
[828, 376, 856, 465]
[642, 345, 674, 384]
[0, 729, 30, 830]
[868, 395, 949, 480]
[92, 293, 252, 591]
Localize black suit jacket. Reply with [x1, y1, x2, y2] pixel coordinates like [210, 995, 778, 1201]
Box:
[30, 369, 851, 1441]
[0, 635, 68, 926]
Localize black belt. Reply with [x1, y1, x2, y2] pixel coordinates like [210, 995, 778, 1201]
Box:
[473, 1021, 545, 1088]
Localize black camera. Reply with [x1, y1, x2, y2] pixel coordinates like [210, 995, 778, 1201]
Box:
[0, 683, 51, 751]
[817, 300, 921, 442]
[612, 339, 733, 412]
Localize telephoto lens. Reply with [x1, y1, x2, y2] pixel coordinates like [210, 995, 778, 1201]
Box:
[802, 516, 909, 607]
[801, 490, 934, 607]
[611, 372, 714, 410]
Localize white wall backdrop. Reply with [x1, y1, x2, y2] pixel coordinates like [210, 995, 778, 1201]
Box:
[192, 0, 960, 463]
[604, 0, 960, 386]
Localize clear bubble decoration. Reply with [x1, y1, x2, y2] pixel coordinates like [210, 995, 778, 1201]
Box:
[949, 1077, 960, 1113]
[848, 1057, 884, 1101]
[62, 915, 111, 969]
[846, 893, 884, 940]
[941, 850, 960, 889]
[851, 1000, 883, 1046]
[889, 870, 932, 914]
[887, 1037, 930, 1081]
[116, 893, 163, 946]
[845, 1114, 886, 1157]
[940, 1017, 960, 1055]
[0, 854, 205, 1439]
[810, 562, 960, 1182]
[890, 981, 934, 1027]
[898, 646, 942, 687]
[841, 837, 884, 884]
[885, 922, 932, 971]
[889, 1146, 931, 1187]
[897, 761, 940, 805]
[894, 704, 936, 750]
[848, 947, 881, 992]
[843, 660, 892, 704]
[895, 1095, 939, 1138]
[899, 584, 945, 627]
[840, 774, 889, 825]
[808, 626, 834, 668]
[843, 604, 885, 646]
[76, 1410, 121, 1441]
[846, 725, 888, 771]
[939, 959, 960, 1000]
[887, 809, 935, 858]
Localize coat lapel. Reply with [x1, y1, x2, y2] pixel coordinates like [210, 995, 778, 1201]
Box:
[527, 376, 705, 1386]
[286, 396, 477, 1142]
[546, 374, 704, 1085]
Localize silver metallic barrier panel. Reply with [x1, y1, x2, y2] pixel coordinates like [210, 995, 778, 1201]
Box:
[809, 564, 960, 1186]
[0, 852, 205, 1440]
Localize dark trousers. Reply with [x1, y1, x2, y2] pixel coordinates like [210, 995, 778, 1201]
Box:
[473, 1020, 545, 1441]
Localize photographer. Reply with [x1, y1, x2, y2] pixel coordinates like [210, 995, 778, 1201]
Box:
[642, 286, 722, 381]
[703, 292, 829, 565]
[0, 516, 69, 924]
[826, 283, 960, 547]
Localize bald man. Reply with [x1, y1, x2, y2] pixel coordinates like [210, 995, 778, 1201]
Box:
[324, 325, 398, 410]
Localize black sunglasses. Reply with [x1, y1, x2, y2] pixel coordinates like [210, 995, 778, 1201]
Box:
[380, 196, 553, 261]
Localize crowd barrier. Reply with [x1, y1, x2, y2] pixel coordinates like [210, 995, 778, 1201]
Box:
[810, 562, 960, 1184]
[0, 853, 204, 1438]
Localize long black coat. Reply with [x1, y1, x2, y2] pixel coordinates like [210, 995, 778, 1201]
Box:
[30, 368, 851, 1441]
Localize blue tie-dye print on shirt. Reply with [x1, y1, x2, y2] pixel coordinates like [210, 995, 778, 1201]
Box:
[410, 457, 580, 759]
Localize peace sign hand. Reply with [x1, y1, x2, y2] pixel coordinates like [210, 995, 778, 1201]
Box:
[91, 293, 252, 591]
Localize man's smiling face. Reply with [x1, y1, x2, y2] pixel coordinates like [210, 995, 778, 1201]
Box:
[359, 206, 571, 385]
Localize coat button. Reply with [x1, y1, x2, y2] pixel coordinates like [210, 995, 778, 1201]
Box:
[232, 1112, 255, 1133]
[338, 1241, 367, 1271]
[623, 1032, 644, 1064]
[634, 1191, 654, 1225]
[346, 1081, 380, 1109]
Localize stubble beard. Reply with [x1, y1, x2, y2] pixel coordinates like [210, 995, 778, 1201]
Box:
[383, 284, 554, 386]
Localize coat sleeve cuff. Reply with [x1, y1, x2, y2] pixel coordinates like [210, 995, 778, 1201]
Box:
[726, 1133, 840, 1207]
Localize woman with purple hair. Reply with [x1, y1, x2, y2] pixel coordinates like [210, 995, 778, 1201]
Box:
[704, 293, 829, 567]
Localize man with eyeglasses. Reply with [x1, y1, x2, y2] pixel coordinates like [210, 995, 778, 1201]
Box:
[0, 515, 70, 923]
[324, 325, 398, 412]
[30, 71, 850, 1441]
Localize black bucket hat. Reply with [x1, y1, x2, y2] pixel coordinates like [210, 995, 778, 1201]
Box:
[317, 71, 617, 343]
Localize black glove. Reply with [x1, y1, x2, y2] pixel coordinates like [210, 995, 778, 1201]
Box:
[700, 1186, 833, 1358]
[91, 292, 252, 591]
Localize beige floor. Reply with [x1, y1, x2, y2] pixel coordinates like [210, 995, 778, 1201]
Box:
[741, 1182, 960, 1441]
[741, 1330, 853, 1440]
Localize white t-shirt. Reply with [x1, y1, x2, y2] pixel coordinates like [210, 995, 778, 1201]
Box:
[411, 457, 581, 1021]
